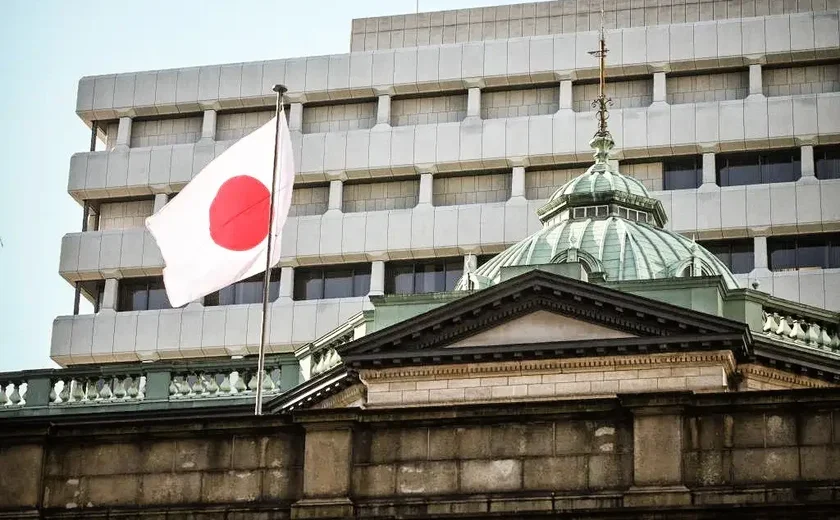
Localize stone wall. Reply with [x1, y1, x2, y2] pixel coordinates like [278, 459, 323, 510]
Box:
[481, 87, 559, 119]
[391, 94, 467, 126]
[343, 179, 419, 213]
[289, 185, 329, 217]
[525, 166, 588, 200]
[349, 0, 814, 51]
[302, 101, 377, 133]
[763, 64, 840, 97]
[130, 116, 203, 148]
[216, 109, 275, 142]
[433, 172, 511, 206]
[666, 71, 750, 104]
[98, 199, 155, 230]
[573, 79, 653, 112]
[3, 389, 840, 517]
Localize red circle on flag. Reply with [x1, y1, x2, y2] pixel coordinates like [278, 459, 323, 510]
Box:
[209, 175, 270, 251]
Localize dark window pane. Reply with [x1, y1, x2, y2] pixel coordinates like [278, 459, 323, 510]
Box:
[719, 154, 761, 186]
[294, 270, 323, 300]
[147, 279, 171, 310]
[415, 262, 445, 293]
[324, 269, 354, 299]
[768, 238, 796, 270]
[386, 264, 415, 295]
[663, 156, 702, 190]
[796, 236, 826, 269]
[830, 239, 840, 268]
[729, 241, 755, 274]
[353, 271, 371, 296]
[761, 150, 800, 183]
[234, 279, 263, 304]
[816, 146, 840, 180]
[444, 264, 464, 291]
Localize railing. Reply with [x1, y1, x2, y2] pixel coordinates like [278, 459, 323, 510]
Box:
[761, 309, 840, 352]
[0, 354, 298, 412]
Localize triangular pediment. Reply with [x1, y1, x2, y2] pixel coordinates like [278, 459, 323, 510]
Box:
[340, 270, 751, 369]
[447, 310, 637, 348]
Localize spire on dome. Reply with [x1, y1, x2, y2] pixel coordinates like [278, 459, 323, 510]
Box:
[587, 0, 614, 165]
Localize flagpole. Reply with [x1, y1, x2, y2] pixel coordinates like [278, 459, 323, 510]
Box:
[255, 83, 287, 416]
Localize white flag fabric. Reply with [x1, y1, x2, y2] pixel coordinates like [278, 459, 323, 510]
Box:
[146, 113, 295, 308]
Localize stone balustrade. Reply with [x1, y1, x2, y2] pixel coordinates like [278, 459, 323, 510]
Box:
[0, 354, 298, 414]
[761, 309, 840, 352]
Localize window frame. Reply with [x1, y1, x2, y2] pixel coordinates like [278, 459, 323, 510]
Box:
[293, 263, 372, 301]
[117, 277, 172, 311]
[717, 149, 801, 187]
[815, 145, 840, 180]
[203, 269, 282, 306]
[698, 239, 755, 274]
[662, 155, 703, 191]
[768, 233, 840, 271]
[384, 257, 465, 295]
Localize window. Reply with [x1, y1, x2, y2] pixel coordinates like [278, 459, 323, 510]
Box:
[118, 277, 172, 311]
[385, 258, 464, 295]
[768, 233, 840, 271]
[815, 146, 840, 180]
[699, 239, 755, 274]
[294, 264, 371, 300]
[77, 280, 105, 314]
[572, 205, 609, 219]
[663, 156, 702, 190]
[717, 149, 801, 186]
[204, 270, 281, 306]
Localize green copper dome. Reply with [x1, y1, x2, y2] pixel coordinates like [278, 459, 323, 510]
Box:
[456, 133, 740, 291]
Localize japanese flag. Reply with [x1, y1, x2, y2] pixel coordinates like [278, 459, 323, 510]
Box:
[146, 113, 295, 308]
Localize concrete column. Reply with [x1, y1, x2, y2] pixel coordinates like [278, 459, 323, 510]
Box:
[369, 260, 385, 296]
[200, 109, 217, 141]
[375, 94, 391, 127]
[749, 64, 763, 96]
[115, 116, 132, 149]
[464, 253, 478, 273]
[753, 236, 770, 272]
[467, 87, 482, 118]
[511, 166, 526, 199]
[327, 180, 343, 212]
[100, 278, 119, 311]
[418, 173, 434, 206]
[559, 80, 573, 110]
[700, 153, 717, 190]
[278, 266, 295, 300]
[153, 193, 169, 213]
[800, 145, 817, 182]
[289, 102, 304, 132]
[652, 72, 667, 103]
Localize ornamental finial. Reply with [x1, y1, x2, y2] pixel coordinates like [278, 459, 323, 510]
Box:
[587, 0, 614, 165]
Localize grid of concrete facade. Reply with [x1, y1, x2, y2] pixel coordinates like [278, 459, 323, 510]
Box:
[391, 94, 468, 126]
[572, 79, 653, 112]
[130, 116, 203, 148]
[762, 64, 840, 96]
[349, 0, 834, 51]
[215, 110, 274, 142]
[343, 179, 420, 213]
[57, 5, 840, 365]
[666, 71, 750, 104]
[433, 172, 512, 206]
[289, 186, 329, 217]
[524, 166, 588, 199]
[481, 87, 559, 118]
[98, 200, 155, 231]
[302, 102, 377, 133]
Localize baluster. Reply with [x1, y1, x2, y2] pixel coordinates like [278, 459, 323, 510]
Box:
[191, 373, 205, 397]
[247, 371, 259, 392]
[49, 381, 57, 404]
[58, 378, 70, 404]
[262, 370, 275, 392]
[71, 378, 85, 402]
[169, 378, 179, 397]
[762, 312, 777, 333]
[775, 315, 792, 337]
[205, 372, 219, 396]
[9, 383, 22, 406]
[0, 382, 8, 406]
[179, 376, 192, 398]
[219, 372, 232, 396]
[99, 378, 113, 401]
[126, 376, 139, 400]
[85, 377, 100, 401]
[234, 370, 248, 394]
[113, 377, 126, 400]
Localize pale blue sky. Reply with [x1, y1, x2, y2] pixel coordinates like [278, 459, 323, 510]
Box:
[0, 0, 527, 371]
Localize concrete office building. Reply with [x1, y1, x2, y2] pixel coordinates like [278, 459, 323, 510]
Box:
[51, 0, 840, 367]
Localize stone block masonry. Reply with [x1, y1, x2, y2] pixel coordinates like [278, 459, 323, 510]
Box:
[391, 94, 467, 126]
[481, 87, 559, 119]
[433, 172, 511, 206]
[130, 116, 203, 148]
[289, 185, 329, 217]
[215, 110, 274, 141]
[666, 71, 750, 104]
[525, 166, 589, 199]
[763, 64, 840, 97]
[302, 101, 377, 133]
[343, 179, 419, 213]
